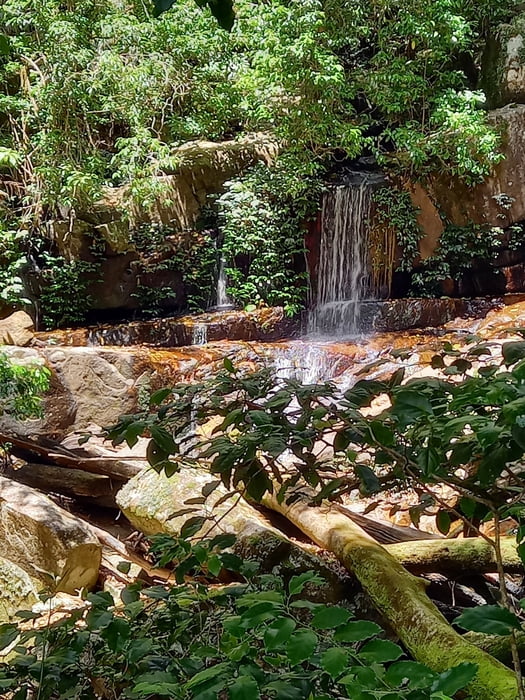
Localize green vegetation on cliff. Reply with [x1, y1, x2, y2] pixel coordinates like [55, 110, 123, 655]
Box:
[0, 0, 518, 321]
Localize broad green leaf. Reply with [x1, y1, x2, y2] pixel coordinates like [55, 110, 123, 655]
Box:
[186, 661, 232, 689]
[311, 605, 351, 629]
[262, 680, 304, 699]
[455, 605, 522, 635]
[223, 357, 235, 373]
[334, 620, 382, 642]
[385, 660, 436, 688]
[359, 639, 403, 663]
[229, 675, 259, 699]
[149, 388, 172, 405]
[288, 571, 326, 596]
[180, 516, 206, 539]
[286, 629, 318, 665]
[0, 624, 18, 650]
[431, 662, 478, 695]
[436, 510, 451, 535]
[355, 464, 381, 494]
[320, 646, 348, 678]
[263, 617, 296, 650]
[502, 341, 525, 366]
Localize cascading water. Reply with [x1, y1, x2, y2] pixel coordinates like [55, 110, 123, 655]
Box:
[308, 176, 378, 337]
[216, 256, 231, 309]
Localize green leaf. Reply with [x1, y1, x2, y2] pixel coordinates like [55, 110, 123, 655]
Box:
[320, 646, 349, 678]
[262, 680, 304, 699]
[502, 341, 525, 366]
[355, 464, 381, 494]
[186, 662, 232, 689]
[202, 480, 222, 497]
[385, 660, 436, 689]
[229, 675, 259, 699]
[223, 357, 235, 373]
[0, 624, 18, 650]
[334, 620, 382, 642]
[455, 605, 522, 635]
[263, 617, 296, 650]
[149, 388, 172, 405]
[431, 662, 478, 695]
[288, 571, 326, 596]
[436, 510, 451, 535]
[311, 605, 351, 629]
[359, 639, 403, 663]
[180, 516, 206, 539]
[286, 629, 318, 665]
[207, 554, 222, 577]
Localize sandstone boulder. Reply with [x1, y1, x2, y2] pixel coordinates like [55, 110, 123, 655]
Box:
[0, 311, 34, 347]
[116, 466, 274, 540]
[0, 476, 101, 593]
[116, 466, 350, 600]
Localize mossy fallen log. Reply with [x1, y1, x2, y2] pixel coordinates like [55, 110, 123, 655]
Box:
[464, 631, 525, 667]
[385, 536, 522, 574]
[262, 493, 519, 700]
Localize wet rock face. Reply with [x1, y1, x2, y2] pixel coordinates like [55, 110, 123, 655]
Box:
[41, 135, 279, 317]
[0, 476, 101, 594]
[35, 307, 298, 348]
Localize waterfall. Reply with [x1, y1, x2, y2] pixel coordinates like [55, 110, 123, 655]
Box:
[216, 256, 231, 309]
[309, 179, 375, 336]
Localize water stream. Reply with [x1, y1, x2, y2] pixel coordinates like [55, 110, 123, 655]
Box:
[308, 179, 375, 337]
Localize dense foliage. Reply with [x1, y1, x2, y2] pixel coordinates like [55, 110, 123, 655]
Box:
[0, 535, 477, 700]
[0, 351, 49, 419]
[0, 0, 518, 322]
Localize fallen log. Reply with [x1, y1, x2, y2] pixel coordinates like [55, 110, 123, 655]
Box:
[4, 461, 119, 509]
[464, 631, 525, 667]
[262, 491, 519, 700]
[333, 503, 443, 544]
[0, 432, 143, 480]
[385, 537, 522, 575]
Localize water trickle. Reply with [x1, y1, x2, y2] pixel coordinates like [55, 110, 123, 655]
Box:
[216, 256, 231, 309]
[309, 179, 376, 337]
[192, 323, 208, 346]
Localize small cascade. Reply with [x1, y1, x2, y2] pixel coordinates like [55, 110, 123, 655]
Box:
[216, 256, 232, 309]
[192, 323, 208, 346]
[308, 176, 379, 337]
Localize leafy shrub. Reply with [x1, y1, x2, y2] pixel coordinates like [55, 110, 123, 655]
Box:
[217, 157, 323, 315]
[0, 352, 49, 419]
[0, 535, 476, 699]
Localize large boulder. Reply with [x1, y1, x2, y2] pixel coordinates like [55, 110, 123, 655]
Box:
[0, 311, 34, 347]
[116, 466, 275, 540]
[427, 104, 525, 228]
[116, 467, 351, 601]
[0, 477, 101, 594]
[483, 14, 525, 109]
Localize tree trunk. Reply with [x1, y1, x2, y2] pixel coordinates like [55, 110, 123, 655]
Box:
[385, 536, 522, 574]
[262, 493, 519, 700]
